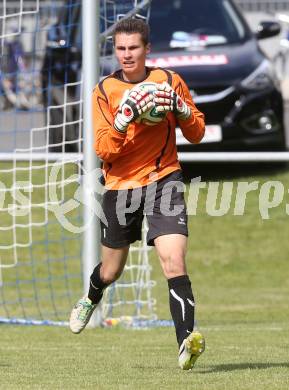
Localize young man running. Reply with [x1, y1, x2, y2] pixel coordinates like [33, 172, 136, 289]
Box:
[70, 18, 206, 370]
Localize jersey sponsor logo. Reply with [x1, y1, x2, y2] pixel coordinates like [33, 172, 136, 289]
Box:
[146, 54, 228, 67]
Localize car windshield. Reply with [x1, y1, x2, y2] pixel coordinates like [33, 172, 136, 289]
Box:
[149, 0, 248, 51]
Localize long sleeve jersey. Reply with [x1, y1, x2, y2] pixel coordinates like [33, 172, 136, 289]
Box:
[92, 67, 205, 189]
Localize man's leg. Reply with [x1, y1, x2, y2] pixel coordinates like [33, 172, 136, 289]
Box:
[154, 233, 205, 370]
[88, 245, 129, 304]
[69, 245, 129, 333]
[154, 234, 193, 343]
[70, 185, 144, 333]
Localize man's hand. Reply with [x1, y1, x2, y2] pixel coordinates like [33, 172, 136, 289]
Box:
[154, 82, 191, 120]
[114, 87, 155, 132]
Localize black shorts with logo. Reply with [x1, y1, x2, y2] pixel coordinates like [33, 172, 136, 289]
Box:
[101, 170, 188, 248]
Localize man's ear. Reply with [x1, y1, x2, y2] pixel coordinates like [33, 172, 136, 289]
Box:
[146, 43, 151, 55]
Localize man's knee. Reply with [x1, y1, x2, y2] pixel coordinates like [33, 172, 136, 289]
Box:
[100, 246, 129, 284]
[100, 265, 123, 285]
[159, 252, 186, 279]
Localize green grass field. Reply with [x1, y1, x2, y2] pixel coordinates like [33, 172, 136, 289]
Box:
[1, 164, 289, 389]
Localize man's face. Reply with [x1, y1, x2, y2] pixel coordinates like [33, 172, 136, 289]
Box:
[114, 32, 150, 79]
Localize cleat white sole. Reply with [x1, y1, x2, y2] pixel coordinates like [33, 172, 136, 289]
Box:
[69, 296, 96, 334]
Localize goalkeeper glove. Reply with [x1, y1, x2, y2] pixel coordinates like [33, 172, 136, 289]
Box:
[114, 87, 155, 132]
[154, 82, 191, 120]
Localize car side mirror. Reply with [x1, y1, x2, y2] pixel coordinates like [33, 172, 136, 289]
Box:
[256, 21, 281, 40]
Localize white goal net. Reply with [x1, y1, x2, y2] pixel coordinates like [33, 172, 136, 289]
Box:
[0, 0, 156, 326]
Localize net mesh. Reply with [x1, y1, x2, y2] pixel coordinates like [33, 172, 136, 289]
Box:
[0, 0, 156, 326]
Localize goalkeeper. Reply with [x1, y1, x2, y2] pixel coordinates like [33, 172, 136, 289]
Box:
[70, 18, 205, 370]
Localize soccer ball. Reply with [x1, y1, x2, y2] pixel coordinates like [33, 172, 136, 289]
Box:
[132, 82, 167, 126]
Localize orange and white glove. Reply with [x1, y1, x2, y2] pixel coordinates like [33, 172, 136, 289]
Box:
[114, 87, 155, 132]
[154, 82, 191, 120]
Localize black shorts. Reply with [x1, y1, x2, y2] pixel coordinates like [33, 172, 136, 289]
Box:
[100, 170, 188, 248]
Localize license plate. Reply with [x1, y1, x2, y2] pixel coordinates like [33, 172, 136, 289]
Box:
[176, 125, 222, 145]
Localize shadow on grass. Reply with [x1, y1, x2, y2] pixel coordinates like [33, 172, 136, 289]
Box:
[198, 362, 289, 373]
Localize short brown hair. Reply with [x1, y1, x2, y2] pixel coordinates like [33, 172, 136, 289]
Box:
[112, 18, 150, 46]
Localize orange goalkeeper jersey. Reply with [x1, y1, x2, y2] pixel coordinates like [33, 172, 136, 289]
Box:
[92, 67, 205, 189]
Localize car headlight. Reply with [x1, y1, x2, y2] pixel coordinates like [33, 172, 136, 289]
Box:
[241, 59, 279, 91]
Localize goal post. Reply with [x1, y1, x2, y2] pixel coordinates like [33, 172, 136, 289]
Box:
[81, 0, 101, 327]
